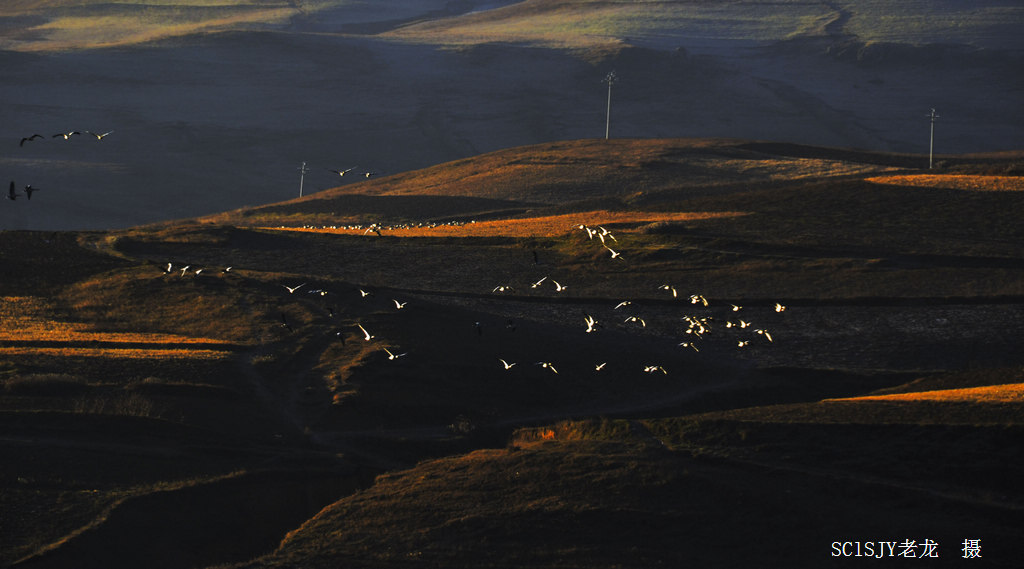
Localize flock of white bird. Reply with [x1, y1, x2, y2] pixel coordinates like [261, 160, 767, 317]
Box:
[161, 217, 789, 382]
[480, 222, 788, 376]
[283, 220, 480, 233]
[485, 278, 786, 376]
[290, 220, 786, 377]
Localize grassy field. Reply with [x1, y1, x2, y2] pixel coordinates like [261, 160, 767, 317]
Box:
[0, 0, 375, 51]
[4, 0, 1020, 53]
[382, 0, 1024, 51]
[2, 138, 1022, 568]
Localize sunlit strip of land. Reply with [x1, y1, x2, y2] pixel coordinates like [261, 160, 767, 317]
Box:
[866, 174, 1024, 192]
[262, 210, 747, 238]
[0, 3, 302, 52]
[1, 296, 231, 345]
[827, 383, 1024, 404]
[0, 347, 233, 360]
[381, 1, 834, 49]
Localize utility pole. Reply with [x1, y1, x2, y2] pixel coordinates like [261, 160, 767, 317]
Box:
[603, 71, 618, 139]
[297, 161, 309, 197]
[927, 108, 939, 169]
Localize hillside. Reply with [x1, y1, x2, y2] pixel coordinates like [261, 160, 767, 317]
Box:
[2, 138, 1023, 568]
[3, 1, 1022, 231]
[231, 369, 1024, 569]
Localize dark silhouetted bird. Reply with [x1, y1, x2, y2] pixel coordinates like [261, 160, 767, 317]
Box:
[23, 185, 40, 200]
[7, 181, 17, 200]
[19, 134, 44, 147]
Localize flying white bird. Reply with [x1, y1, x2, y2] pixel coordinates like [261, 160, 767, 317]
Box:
[643, 365, 667, 374]
[52, 131, 80, 140]
[737, 340, 750, 347]
[492, 285, 514, 293]
[659, 284, 678, 298]
[613, 301, 632, 309]
[595, 362, 607, 371]
[328, 167, 356, 176]
[775, 302, 787, 313]
[85, 130, 113, 140]
[392, 299, 407, 310]
[605, 246, 622, 260]
[755, 329, 773, 342]
[730, 304, 742, 312]
[282, 283, 306, 294]
[584, 314, 598, 333]
[359, 289, 372, 298]
[678, 341, 700, 352]
[535, 361, 558, 374]
[624, 316, 646, 327]
[383, 347, 407, 360]
[552, 280, 567, 292]
[499, 359, 517, 370]
[689, 294, 708, 306]
[531, 276, 548, 288]
[357, 323, 374, 341]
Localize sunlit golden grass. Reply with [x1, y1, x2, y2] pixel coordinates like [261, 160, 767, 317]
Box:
[382, 0, 834, 50]
[866, 174, 1024, 192]
[13, 8, 291, 51]
[58, 266, 269, 343]
[381, 0, 1023, 53]
[0, 346, 232, 359]
[1, 296, 231, 346]
[0, 0, 354, 52]
[261, 210, 748, 238]
[828, 383, 1024, 404]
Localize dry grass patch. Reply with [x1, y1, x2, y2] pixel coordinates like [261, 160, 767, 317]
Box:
[0, 2, 309, 51]
[1, 295, 238, 362]
[2, 296, 233, 346]
[867, 174, 1024, 192]
[0, 346, 233, 360]
[827, 382, 1024, 404]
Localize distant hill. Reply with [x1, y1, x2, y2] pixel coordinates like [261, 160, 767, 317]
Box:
[198, 138, 911, 225]
[200, 137, 1023, 235]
